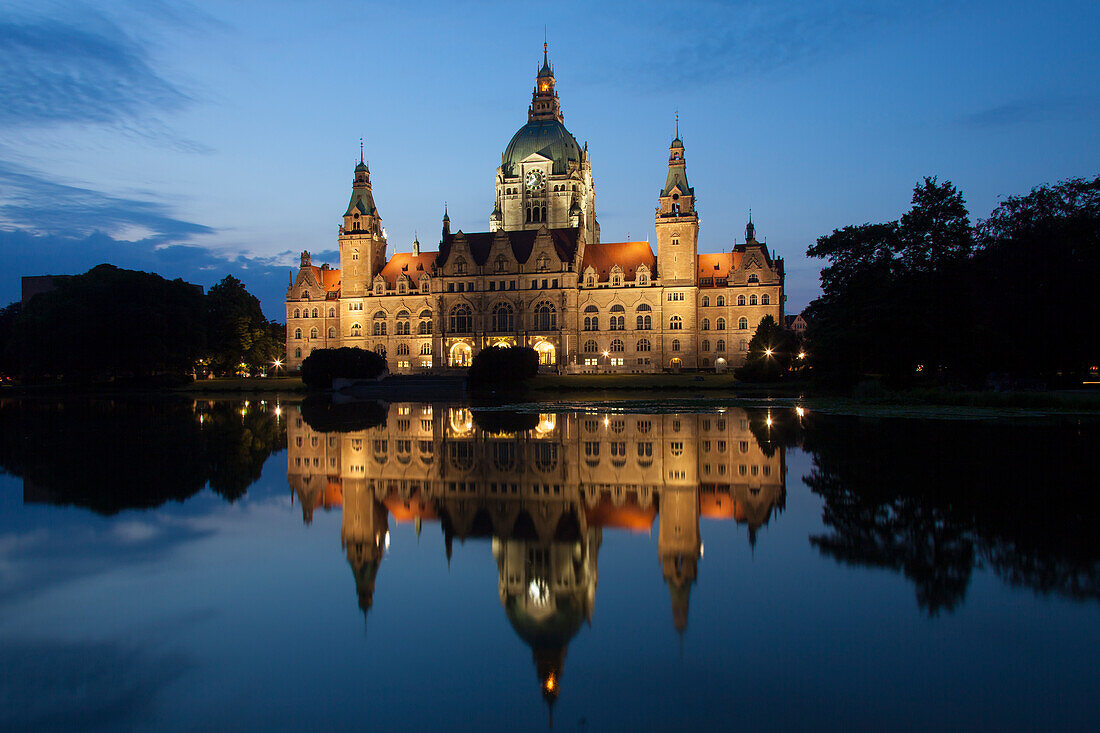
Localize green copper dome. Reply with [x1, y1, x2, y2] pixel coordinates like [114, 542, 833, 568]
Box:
[503, 118, 581, 177]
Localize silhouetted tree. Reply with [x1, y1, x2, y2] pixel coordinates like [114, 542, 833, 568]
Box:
[735, 315, 797, 381]
[206, 275, 279, 375]
[300, 347, 387, 389]
[11, 264, 206, 382]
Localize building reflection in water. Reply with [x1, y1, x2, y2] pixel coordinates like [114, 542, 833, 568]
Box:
[286, 404, 786, 708]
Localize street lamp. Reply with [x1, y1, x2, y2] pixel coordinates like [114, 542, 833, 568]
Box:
[764, 348, 774, 357]
[603, 350, 610, 374]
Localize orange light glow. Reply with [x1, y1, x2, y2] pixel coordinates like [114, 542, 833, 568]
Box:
[544, 674, 557, 692]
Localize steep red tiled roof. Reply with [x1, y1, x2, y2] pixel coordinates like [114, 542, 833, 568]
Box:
[306, 266, 342, 293]
[579, 241, 655, 282]
[377, 252, 438, 287]
[696, 252, 742, 286]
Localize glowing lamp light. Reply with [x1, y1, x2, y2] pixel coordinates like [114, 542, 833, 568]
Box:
[766, 415, 773, 427]
[384, 531, 391, 550]
[544, 674, 557, 693]
[798, 352, 806, 360]
[796, 406, 805, 418]
[764, 348, 774, 357]
[603, 351, 609, 357]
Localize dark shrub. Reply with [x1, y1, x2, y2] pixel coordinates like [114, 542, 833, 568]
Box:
[472, 410, 539, 434]
[299, 395, 387, 433]
[300, 347, 387, 389]
[467, 346, 539, 387]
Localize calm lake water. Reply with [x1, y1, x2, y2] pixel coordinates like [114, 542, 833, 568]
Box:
[0, 397, 1098, 731]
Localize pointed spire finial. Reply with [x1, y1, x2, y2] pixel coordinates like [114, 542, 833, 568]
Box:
[360, 137, 364, 164]
[675, 110, 679, 140]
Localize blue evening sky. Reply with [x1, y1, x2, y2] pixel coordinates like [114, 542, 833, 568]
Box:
[1, 0, 1097, 318]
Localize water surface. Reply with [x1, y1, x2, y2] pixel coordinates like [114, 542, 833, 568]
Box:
[0, 397, 1097, 731]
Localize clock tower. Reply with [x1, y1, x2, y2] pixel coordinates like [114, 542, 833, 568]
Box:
[339, 150, 387, 297]
[654, 125, 698, 286]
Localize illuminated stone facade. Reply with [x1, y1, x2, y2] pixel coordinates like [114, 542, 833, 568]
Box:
[286, 47, 785, 372]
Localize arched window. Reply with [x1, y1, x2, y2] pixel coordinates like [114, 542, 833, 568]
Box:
[702, 318, 710, 331]
[584, 339, 599, 353]
[716, 295, 725, 307]
[702, 339, 710, 352]
[373, 321, 387, 335]
[586, 275, 595, 287]
[534, 301, 556, 331]
[449, 304, 472, 333]
[611, 272, 622, 287]
[739, 317, 749, 330]
[583, 305, 598, 331]
[328, 327, 336, 338]
[671, 339, 681, 352]
[748, 274, 759, 284]
[636, 303, 652, 312]
[740, 339, 748, 351]
[350, 323, 362, 337]
[293, 309, 300, 318]
[295, 347, 302, 358]
[669, 315, 683, 330]
[610, 315, 624, 330]
[418, 320, 432, 335]
[610, 304, 625, 313]
[420, 343, 432, 355]
[397, 309, 409, 320]
[716, 339, 725, 352]
[762, 293, 770, 305]
[454, 258, 467, 275]
[492, 302, 515, 332]
[396, 321, 410, 335]
[636, 314, 651, 330]
[375, 344, 386, 358]
[309, 327, 318, 339]
[737, 295, 746, 306]
[294, 328, 302, 339]
[638, 270, 649, 286]
[702, 296, 710, 307]
[716, 318, 726, 330]
[329, 308, 335, 317]
[610, 339, 624, 352]
[312, 308, 318, 318]
[419, 309, 432, 319]
[397, 343, 410, 355]
[637, 338, 651, 352]
[750, 294, 758, 306]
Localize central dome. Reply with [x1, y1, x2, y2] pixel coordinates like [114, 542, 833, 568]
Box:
[503, 118, 581, 177]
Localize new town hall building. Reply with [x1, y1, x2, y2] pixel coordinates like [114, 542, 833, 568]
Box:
[286, 46, 785, 372]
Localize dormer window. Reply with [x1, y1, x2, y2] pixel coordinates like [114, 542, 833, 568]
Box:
[586, 275, 595, 287]
[420, 276, 430, 293]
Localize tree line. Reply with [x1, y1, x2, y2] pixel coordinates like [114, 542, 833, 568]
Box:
[803, 175, 1099, 387]
[0, 264, 284, 382]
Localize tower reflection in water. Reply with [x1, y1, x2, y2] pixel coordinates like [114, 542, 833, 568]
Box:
[286, 404, 786, 706]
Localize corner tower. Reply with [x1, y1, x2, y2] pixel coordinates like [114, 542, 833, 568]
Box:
[338, 148, 387, 297]
[654, 122, 698, 285]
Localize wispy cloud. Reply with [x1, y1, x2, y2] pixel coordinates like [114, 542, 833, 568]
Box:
[959, 95, 1100, 128]
[0, 11, 189, 128]
[0, 158, 212, 243]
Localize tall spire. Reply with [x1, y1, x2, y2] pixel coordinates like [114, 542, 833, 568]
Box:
[531, 41, 561, 122]
[674, 110, 681, 143]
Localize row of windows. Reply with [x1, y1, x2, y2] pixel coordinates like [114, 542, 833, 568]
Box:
[581, 338, 747, 354]
[700, 293, 771, 307]
[583, 270, 649, 287]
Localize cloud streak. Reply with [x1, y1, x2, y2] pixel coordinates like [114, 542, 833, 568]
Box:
[0, 11, 189, 128]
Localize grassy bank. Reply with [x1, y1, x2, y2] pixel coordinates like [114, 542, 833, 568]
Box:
[530, 373, 807, 394]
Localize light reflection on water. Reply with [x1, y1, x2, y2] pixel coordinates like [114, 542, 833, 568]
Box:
[0, 398, 1097, 731]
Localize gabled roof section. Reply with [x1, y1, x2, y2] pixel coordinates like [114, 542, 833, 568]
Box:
[580, 241, 655, 282]
[377, 252, 438, 287]
[438, 227, 580, 267]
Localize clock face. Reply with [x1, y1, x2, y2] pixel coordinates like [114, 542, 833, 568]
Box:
[525, 169, 545, 192]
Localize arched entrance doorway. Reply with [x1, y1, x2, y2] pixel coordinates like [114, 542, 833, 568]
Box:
[669, 357, 682, 372]
[715, 357, 728, 374]
[449, 342, 472, 367]
[534, 341, 556, 366]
